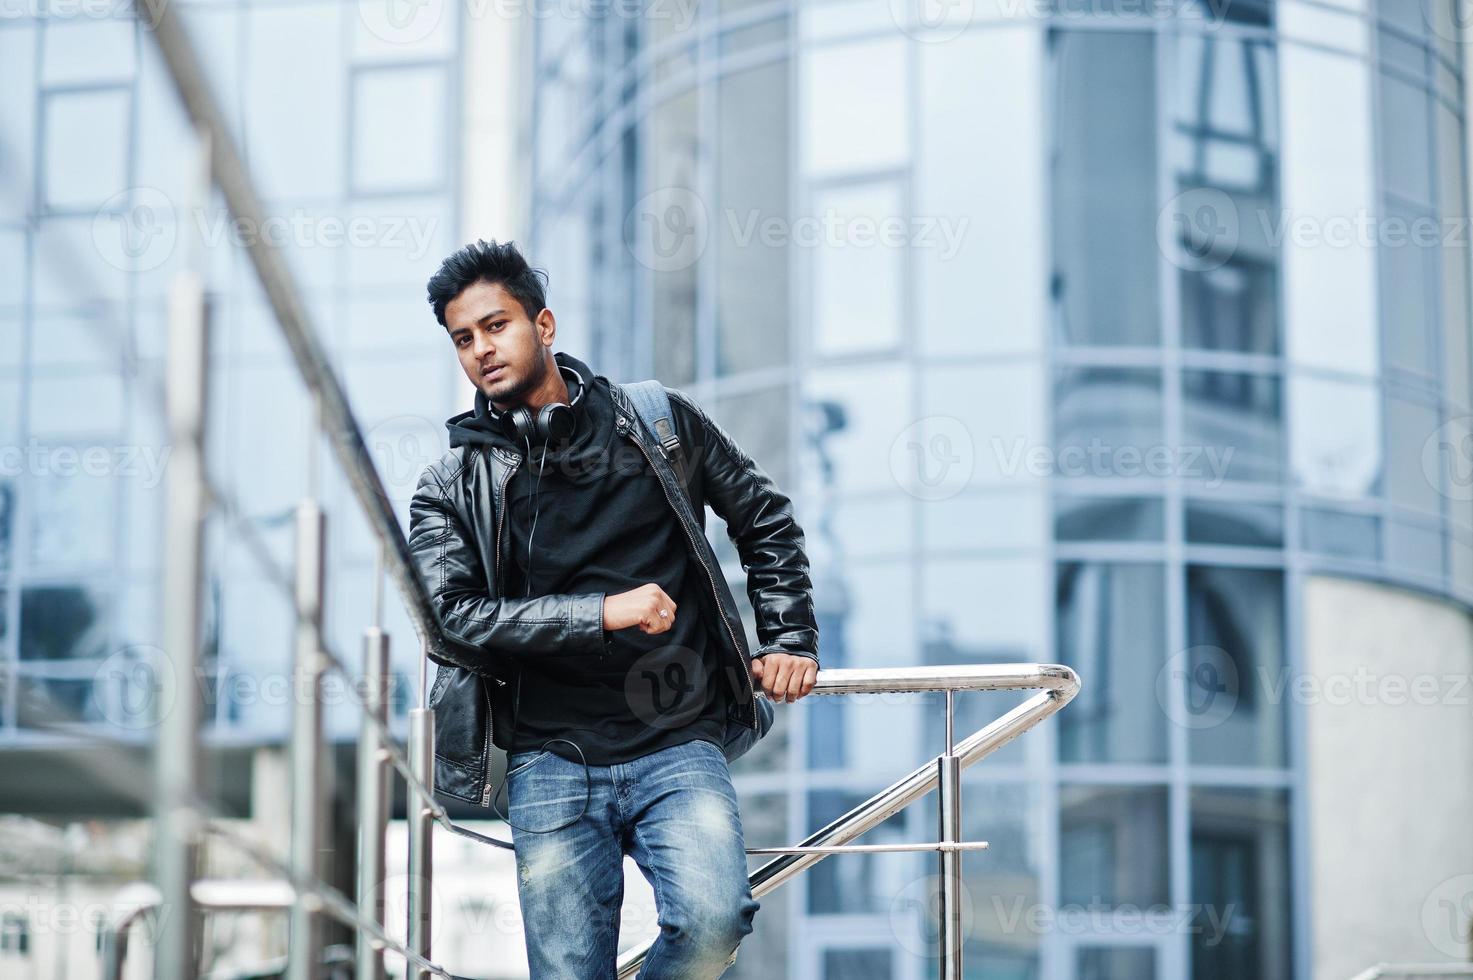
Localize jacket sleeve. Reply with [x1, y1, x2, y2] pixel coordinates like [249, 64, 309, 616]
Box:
[668, 389, 820, 665]
[409, 462, 611, 661]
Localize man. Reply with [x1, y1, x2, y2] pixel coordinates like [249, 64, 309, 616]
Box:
[408, 239, 820, 978]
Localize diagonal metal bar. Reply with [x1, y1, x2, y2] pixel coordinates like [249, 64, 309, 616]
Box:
[614, 664, 1080, 979]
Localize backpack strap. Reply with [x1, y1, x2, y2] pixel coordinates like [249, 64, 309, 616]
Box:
[621, 380, 692, 497]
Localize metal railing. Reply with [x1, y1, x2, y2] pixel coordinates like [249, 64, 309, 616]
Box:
[1348, 967, 1473, 980]
[99, 3, 1084, 979]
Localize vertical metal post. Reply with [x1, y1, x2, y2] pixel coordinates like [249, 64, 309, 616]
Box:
[356, 626, 390, 980]
[937, 689, 963, 980]
[407, 704, 436, 980]
[289, 501, 326, 980]
[155, 128, 212, 980]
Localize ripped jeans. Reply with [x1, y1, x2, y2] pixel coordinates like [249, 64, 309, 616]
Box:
[505, 701, 772, 979]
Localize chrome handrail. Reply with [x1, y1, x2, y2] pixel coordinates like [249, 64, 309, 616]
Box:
[613, 664, 1081, 979]
[1348, 967, 1473, 980]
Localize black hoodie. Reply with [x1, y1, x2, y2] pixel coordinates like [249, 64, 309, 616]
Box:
[445, 352, 726, 765]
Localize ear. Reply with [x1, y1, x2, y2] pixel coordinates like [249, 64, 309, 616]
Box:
[536, 307, 557, 346]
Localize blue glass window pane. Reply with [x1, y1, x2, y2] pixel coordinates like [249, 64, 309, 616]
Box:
[1056, 496, 1164, 542]
[1079, 947, 1157, 980]
[1190, 788, 1293, 980]
[1185, 565, 1287, 766]
[1060, 785, 1170, 908]
[351, 65, 448, 193]
[1053, 368, 1164, 478]
[42, 90, 130, 212]
[1182, 370, 1283, 485]
[1052, 30, 1159, 346]
[1300, 506, 1379, 560]
[1057, 562, 1167, 764]
[1186, 499, 1284, 548]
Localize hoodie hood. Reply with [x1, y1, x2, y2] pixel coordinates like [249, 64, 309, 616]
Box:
[445, 350, 600, 452]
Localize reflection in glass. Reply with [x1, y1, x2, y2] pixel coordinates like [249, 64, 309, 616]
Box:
[1300, 506, 1378, 560]
[799, 38, 907, 178]
[1056, 496, 1164, 542]
[1385, 517, 1444, 578]
[1053, 368, 1164, 478]
[1186, 499, 1283, 548]
[717, 60, 790, 375]
[822, 950, 890, 980]
[1052, 30, 1159, 346]
[961, 782, 1040, 973]
[1379, 201, 1437, 378]
[1288, 375, 1381, 498]
[806, 789, 912, 915]
[1191, 788, 1292, 980]
[1279, 47, 1378, 374]
[1384, 394, 1442, 516]
[1057, 562, 1166, 764]
[1173, 33, 1280, 356]
[811, 181, 904, 357]
[19, 585, 109, 662]
[1060, 785, 1169, 908]
[1378, 72, 1433, 205]
[648, 89, 699, 386]
[1079, 947, 1156, 980]
[42, 89, 130, 211]
[1181, 370, 1283, 485]
[1185, 565, 1286, 766]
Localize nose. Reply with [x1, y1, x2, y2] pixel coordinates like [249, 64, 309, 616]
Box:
[471, 330, 495, 360]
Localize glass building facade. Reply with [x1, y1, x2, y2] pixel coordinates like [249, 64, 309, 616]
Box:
[0, 3, 465, 747]
[524, 1, 1471, 977]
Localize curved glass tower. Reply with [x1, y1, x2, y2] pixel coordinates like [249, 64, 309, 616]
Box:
[526, 2, 1473, 978]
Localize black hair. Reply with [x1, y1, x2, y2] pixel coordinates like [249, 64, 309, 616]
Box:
[426, 239, 549, 328]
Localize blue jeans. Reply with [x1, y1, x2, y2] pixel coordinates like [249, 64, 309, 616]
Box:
[505, 701, 772, 979]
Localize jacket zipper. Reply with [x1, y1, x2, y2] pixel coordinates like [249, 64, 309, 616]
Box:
[481, 448, 520, 807]
[619, 413, 759, 725]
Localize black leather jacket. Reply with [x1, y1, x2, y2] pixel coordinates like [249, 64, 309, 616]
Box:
[407, 360, 819, 805]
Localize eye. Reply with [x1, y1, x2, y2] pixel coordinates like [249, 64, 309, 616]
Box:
[490, 320, 508, 331]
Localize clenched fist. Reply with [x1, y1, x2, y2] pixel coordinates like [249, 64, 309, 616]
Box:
[603, 583, 677, 635]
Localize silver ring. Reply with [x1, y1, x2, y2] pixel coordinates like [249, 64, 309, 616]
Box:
[659, 609, 669, 618]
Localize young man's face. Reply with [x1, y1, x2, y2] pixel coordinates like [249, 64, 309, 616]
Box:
[444, 279, 556, 409]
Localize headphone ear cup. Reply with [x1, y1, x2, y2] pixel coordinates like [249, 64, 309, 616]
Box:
[508, 406, 538, 445]
[540, 403, 576, 444]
